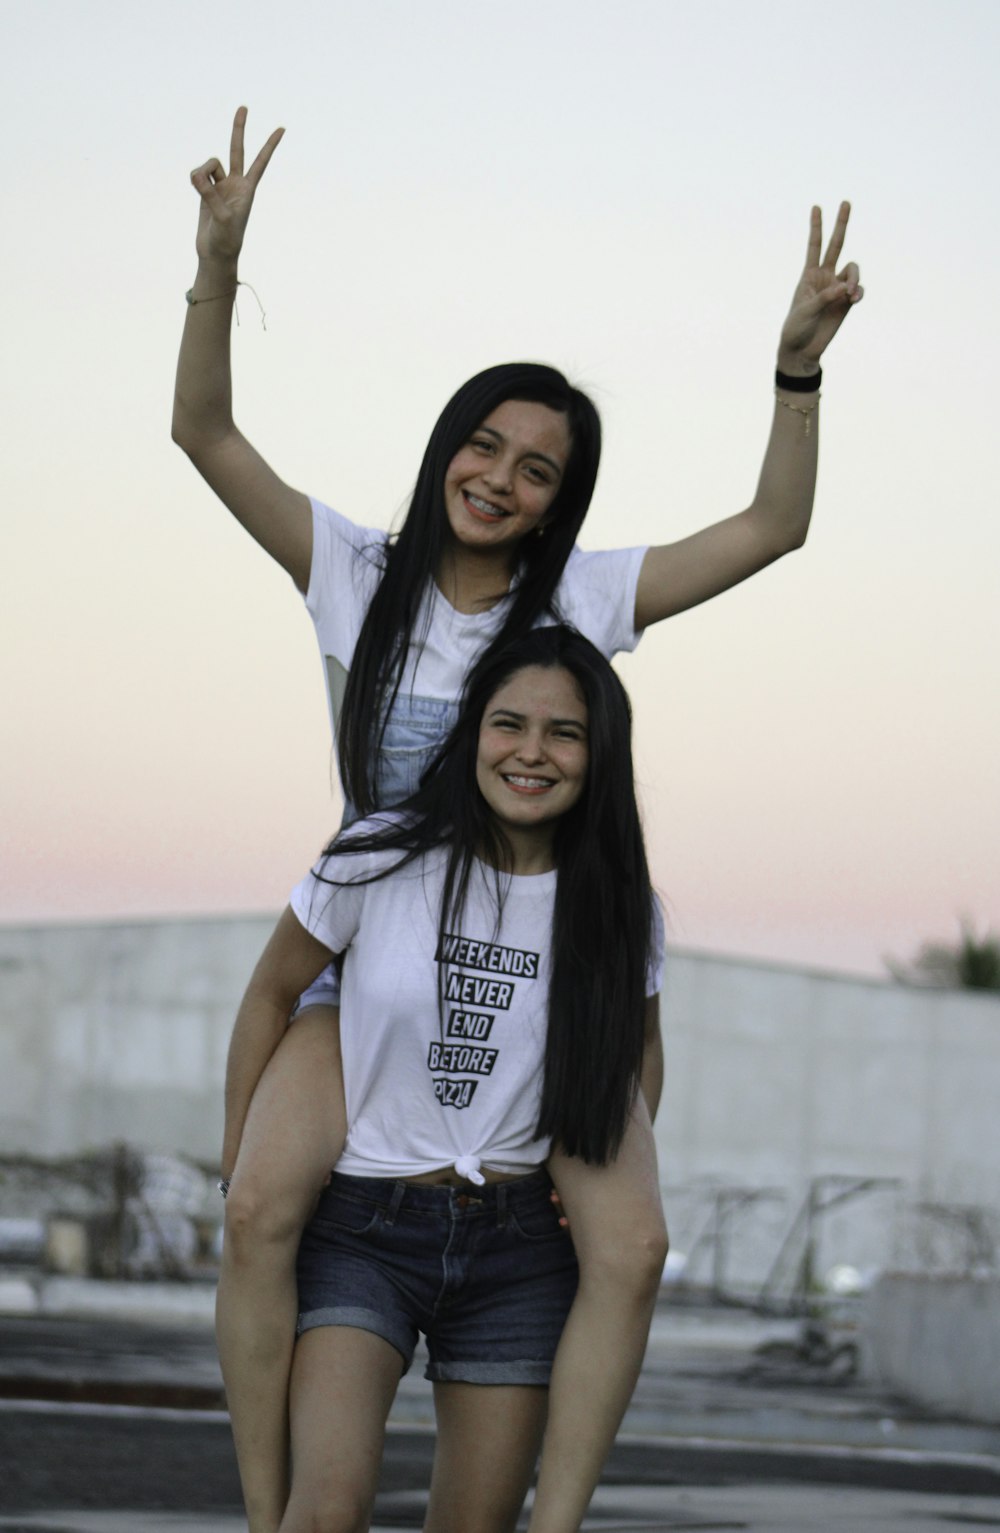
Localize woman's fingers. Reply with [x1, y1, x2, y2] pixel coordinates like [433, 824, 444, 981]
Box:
[190, 156, 225, 190]
[821, 200, 851, 270]
[188, 113, 282, 263]
[247, 125, 285, 188]
[189, 110, 283, 229]
[818, 279, 850, 308]
[229, 105, 248, 177]
[219, 105, 284, 190]
[784, 205, 863, 356]
[838, 260, 862, 299]
[805, 205, 822, 270]
[190, 163, 232, 226]
[804, 201, 853, 276]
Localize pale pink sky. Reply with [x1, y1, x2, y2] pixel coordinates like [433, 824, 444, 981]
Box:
[2, 0, 998, 979]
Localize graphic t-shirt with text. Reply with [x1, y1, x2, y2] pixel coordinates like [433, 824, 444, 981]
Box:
[289, 834, 663, 1180]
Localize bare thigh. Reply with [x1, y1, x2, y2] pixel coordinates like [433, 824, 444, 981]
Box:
[424, 1381, 549, 1533]
[228, 1006, 347, 1237]
[282, 1325, 405, 1533]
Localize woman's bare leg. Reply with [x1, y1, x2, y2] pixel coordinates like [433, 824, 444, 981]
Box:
[425, 1381, 549, 1533]
[528, 1096, 668, 1533]
[280, 1326, 404, 1533]
[216, 1006, 347, 1533]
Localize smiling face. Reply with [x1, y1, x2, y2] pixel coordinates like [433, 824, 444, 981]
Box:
[475, 663, 589, 872]
[443, 399, 572, 559]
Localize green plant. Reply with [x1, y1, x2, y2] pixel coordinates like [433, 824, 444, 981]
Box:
[887, 918, 1000, 992]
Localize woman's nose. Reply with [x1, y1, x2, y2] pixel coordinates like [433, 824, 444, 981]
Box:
[483, 456, 514, 492]
[516, 730, 546, 763]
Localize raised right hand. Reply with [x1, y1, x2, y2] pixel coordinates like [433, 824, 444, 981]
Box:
[190, 106, 284, 264]
[777, 201, 863, 372]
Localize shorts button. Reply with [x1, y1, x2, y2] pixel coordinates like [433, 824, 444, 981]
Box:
[456, 1194, 470, 1208]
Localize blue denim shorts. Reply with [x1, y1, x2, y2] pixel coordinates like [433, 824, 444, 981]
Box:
[294, 694, 460, 1017]
[296, 1170, 578, 1385]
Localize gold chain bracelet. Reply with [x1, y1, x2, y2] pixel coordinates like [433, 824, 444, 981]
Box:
[775, 391, 820, 437]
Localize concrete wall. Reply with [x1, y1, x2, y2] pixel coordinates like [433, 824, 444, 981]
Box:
[0, 916, 273, 1160]
[866, 1275, 1000, 1422]
[656, 952, 1000, 1287]
[2, 918, 999, 1289]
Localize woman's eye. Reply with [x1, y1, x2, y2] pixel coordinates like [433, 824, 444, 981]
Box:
[471, 438, 494, 454]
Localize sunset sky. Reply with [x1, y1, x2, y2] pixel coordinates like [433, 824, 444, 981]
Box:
[3, 0, 998, 979]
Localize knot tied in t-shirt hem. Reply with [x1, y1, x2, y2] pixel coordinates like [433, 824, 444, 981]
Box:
[454, 1154, 486, 1187]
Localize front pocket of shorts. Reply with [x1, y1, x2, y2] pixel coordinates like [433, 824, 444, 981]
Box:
[310, 1192, 384, 1239]
[508, 1197, 566, 1243]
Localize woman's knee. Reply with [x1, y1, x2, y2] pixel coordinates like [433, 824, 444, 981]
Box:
[223, 1172, 305, 1255]
[281, 1490, 371, 1533]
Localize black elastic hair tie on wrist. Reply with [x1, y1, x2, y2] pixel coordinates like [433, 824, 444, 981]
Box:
[775, 367, 822, 393]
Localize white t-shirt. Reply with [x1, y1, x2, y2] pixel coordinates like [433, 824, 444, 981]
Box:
[305, 498, 648, 740]
[290, 833, 665, 1181]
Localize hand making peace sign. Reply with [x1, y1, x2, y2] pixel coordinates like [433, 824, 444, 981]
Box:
[779, 202, 864, 369]
[190, 106, 284, 265]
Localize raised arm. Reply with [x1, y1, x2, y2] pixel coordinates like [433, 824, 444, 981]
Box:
[634, 202, 863, 630]
[220, 906, 334, 1178]
[172, 107, 313, 592]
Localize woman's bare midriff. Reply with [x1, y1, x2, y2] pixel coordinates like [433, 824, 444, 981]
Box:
[401, 1165, 543, 1188]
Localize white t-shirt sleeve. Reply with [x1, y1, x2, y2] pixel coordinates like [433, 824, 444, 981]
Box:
[289, 863, 366, 957]
[554, 543, 648, 658]
[305, 498, 387, 668]
[289, 817, 414, 955]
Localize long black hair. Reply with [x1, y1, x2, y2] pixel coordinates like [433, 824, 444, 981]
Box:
[316, 625, 653, 1165]
[338, 363, 602, 816]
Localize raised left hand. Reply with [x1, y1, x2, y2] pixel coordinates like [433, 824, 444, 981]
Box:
[778, 202, 863, 372]
[190, 106, 285, 266]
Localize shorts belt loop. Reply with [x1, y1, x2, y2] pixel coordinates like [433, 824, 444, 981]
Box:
[384, 1181, 407, 1226]
[496, 1182, 509, 1229]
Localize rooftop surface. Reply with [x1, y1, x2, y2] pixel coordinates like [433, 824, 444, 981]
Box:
[1, 1285, 998, 1529]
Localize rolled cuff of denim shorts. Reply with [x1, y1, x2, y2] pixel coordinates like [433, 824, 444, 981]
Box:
[297, 1304, 415, 1373]
[426, 1357, 554, 1386]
